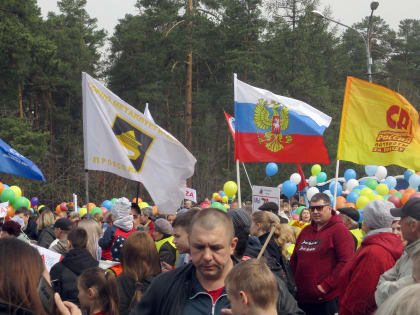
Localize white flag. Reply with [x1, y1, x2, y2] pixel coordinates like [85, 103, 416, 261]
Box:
[82, 73, 196, 213]
[144, 103, 155, 124]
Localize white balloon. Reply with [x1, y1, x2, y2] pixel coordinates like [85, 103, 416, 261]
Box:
[308, 176, 317, 187]
[375, 166, 387, 181]
[290, 173, 302, 185]
[347, 179, 359, 191]
[307, 187, 320, 201]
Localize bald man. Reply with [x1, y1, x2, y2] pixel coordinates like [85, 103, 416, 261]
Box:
[131, 208, 303, 315]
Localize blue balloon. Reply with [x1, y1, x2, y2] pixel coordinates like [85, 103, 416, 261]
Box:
[102, 200, 112, 210]
[282, 180, 297, 198]
[360, 179, 367, 186]
[409, 174, 420, 189]
[365, 165, 378, 177]
[265, 163, 278, 177]
[329, 195, 334, 205]
[219, 191, 226, 197]
[329, 182, 343, 196]
[404, 170, 414, 182]
[358, 210, 364, 224]
[385, 176, 397, 189]
[3, 184, 9, 189]
[347, 192, 359, 204]
[344, 169, 357, 182]
[323, 190, 332, 195]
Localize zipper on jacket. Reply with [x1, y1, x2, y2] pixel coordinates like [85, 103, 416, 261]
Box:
[189, 291, 228, 315]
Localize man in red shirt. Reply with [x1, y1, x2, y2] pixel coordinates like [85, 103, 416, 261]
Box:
[290, 192, 354, 315]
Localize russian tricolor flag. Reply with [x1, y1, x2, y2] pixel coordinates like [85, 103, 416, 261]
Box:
[234, 75, 331, 164]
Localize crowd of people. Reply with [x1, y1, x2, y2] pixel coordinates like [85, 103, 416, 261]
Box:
[0, 191, 419, 315]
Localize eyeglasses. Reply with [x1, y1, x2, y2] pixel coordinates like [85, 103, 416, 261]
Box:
[309, 205, 329, 211]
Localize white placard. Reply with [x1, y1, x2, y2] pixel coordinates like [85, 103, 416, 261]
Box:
[252, 185, 280, 213]
[185, 187, 197, 203]
[32, 244, 62, 272]
[0, 201, 9, 218]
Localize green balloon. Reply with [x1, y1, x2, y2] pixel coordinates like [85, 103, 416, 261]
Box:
[366, 179, 378, 190]
[210, 202, 227, 213]
[392, 192, 403, 198]
[90, 207, 102, 215]
[13, 196, 30, 209]
[1, 188, 16, 204]
[111, 198, 117, 204]
[352, 189, 361, 194]
[316, 172, 327, 183]
[296, 206, 306, 215]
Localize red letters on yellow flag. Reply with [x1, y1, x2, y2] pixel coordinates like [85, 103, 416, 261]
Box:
[337, 77, 420, 170]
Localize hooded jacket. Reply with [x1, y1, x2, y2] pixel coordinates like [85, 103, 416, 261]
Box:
[50, 248, 99, 304]
[338, 231, 403, 315]
[290, 211, 354, 303]
[37, 225, 56, 248]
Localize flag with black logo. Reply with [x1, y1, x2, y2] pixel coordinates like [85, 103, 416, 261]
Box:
[82, 73, 196, 213]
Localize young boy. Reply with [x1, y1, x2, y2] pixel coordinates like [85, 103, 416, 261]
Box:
[223, 259, 278, 315]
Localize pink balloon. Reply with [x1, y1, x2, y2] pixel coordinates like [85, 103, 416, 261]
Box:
[409, 193, 420, 200]
[388, 195, 401, 208]
[60, 202, 68, 212]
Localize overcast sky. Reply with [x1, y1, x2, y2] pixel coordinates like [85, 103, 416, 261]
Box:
[37, 0, 418, 35]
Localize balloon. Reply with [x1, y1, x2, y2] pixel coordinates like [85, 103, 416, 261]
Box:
[265, 163, 278, 177]
[282, 180, 297, 198]
[215, 194, 222, 202]
[385, 176, 397, 189]
[219, 191, 226, 197]
[308, 176, 317, 187]
[372, 195, 384, 201]
[31, 197, 39, 207]
[410, 193, 420, 200]
[358, 210, 364, 224]
[360, 179, 367, 186]
[388, 195, 402, 208]
[392, 191, 403, 198]
[132, 197, 142, 203]
[376, 184, 389, 196]
[352, 189, 361, 194]
[60, 202, 68, 212]
[1, 188, 15, 204]
[221, 195, 228, 203]
[13, 196, 30, 209]
[9, 186, 22, 198]
[329, 182, 343, 196]
[347, 179, 359, 191]
[111, 198, 117, 204]
[344, 169, 357, 182]
[336, 196, 346, 209]
[290, 173, 302, 185]
[210, 202, 227, 212]
[296, 206, 306, 215]
[100, 206, 108, 213]
[401, 192, 413, 205]
[408, 174, 420, 190]
[323, 190, 332, 195]
[366, 179, 378, 190]
[345, 203, 356, 208]
[90, 207, 102, 215]
[307, 187, 320, 201]
[365, 165, 378, 177]
[347, 192, 360, 204]
[102, 200, 112, 210]
[404, 170, 414, 182]
[311, 164, 322, 176]
[406, 187, 417, 195]
[7, 205, 14, 217]
[356, 196, 370, 209]
[389, 189, 397, 194]
[212, 193, 219, 199]
[139, 202, 149, 209]
[55, 205, 61, 215]
[360, 187, 374, 199]
[0, 182, 4, 194]
[87, 203, 96, 211]
[316, 172, 327, 183]
[223, 181, 238, 197]
[152, 206, 158, 215]
[375, 166, 387, 181]
[79, 207, 87, 217]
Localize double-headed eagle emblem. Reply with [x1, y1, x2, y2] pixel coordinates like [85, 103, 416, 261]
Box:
[253, 99, 292, 152]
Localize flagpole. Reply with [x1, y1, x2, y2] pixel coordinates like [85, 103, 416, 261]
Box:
[236, 160, 242, 206]
[333, 160, 340, 209]
[85, 170, 89, 208]
[241, 162, 252, 190]
[136, 182, 140, 203]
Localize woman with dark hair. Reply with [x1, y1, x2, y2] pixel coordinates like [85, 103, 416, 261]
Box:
[0, 220, 22, 238]
[117, 231, 161, 315]
[0, 238, 49, 314]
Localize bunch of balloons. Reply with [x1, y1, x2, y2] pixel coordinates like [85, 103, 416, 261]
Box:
[211, 181, 238, 205]
[0, 183, 32, 217]
[308, 164, 327, 187]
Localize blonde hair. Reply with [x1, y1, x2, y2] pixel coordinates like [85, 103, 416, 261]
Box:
[78, 219, 102, 260]
[225, 259, 278, 309]
[375, 283, 420, 315]
[252, 211, 293, 257]
[37, 210, 55, 231]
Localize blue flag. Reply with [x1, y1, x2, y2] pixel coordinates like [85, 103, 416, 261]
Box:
[0, 138, 46, 182]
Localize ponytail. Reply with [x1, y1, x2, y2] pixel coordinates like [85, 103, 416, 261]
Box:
[128, 281, 146, 311]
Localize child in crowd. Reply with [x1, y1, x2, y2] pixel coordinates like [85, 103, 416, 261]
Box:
[78, 267, 119, 315]
[223, 259, 278, 315]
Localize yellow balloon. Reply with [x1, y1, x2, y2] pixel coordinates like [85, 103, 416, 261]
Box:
[222, 195, 228, 203]
[223, 181, 238, 197]
[224, 204, 230, 209]
[10, 185, 22, 198]
[139, 202, 149, 209]
[372, 195, 384, 201]
[356, 196, 370, 209]
[212, 192, 219, 199]
[79, 208, 87, 217]
[375, 184, 389, 196]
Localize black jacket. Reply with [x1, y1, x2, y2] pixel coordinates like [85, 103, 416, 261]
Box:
[117, 274, 154, 315]
[37, 225, 56, 248]
[130, 261, 304, 315]
[50, 248, 99, 304]
[24, 217, 38, 240]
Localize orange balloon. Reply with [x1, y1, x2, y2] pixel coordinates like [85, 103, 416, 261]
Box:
[0, 182, 4, 194]
[336, 196, 346, 208]
[345, 203, 356, 208]
[7, 205, 14, 217]
[389, 189, 397, 194]
[56, 205, 62, 215]
[405, 188, 416, 195]
[132, 197, 142, 203]
[401, 192, 413, 205]
[152, 205, 158, 215]
[417, 171, 420, 175]
[88, 203, 96, 211]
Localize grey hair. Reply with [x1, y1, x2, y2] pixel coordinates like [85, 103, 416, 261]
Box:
[341, 214, 358, 228]
[142, 207, 154, 217]
[375, 283, 420, 315]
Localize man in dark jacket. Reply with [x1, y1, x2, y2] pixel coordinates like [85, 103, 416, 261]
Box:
[50, 228, 98, 305]
[130, 208, 303, 315]
[290, 193, 354, 315]
[153, 218, 177, 266]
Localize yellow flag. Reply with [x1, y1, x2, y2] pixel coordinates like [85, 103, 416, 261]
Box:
[337, 77, 420, 170]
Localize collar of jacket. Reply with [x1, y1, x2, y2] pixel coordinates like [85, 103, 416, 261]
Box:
[405, 237, 420, 256]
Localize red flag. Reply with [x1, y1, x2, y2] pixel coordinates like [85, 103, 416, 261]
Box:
[297, 164, 307, 192]
[224, 111, 236, 140]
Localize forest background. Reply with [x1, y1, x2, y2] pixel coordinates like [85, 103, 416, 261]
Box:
[1, 0, 419, 207]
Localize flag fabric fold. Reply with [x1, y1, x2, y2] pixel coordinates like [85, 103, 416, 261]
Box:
[82, 73, 196, 213]
[337, 76, 420, 170]
[0, 138, 46, 182]
[297, 164, 307, 192]
[234, 75, 331, 164]
[224, 111, 236, 140]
